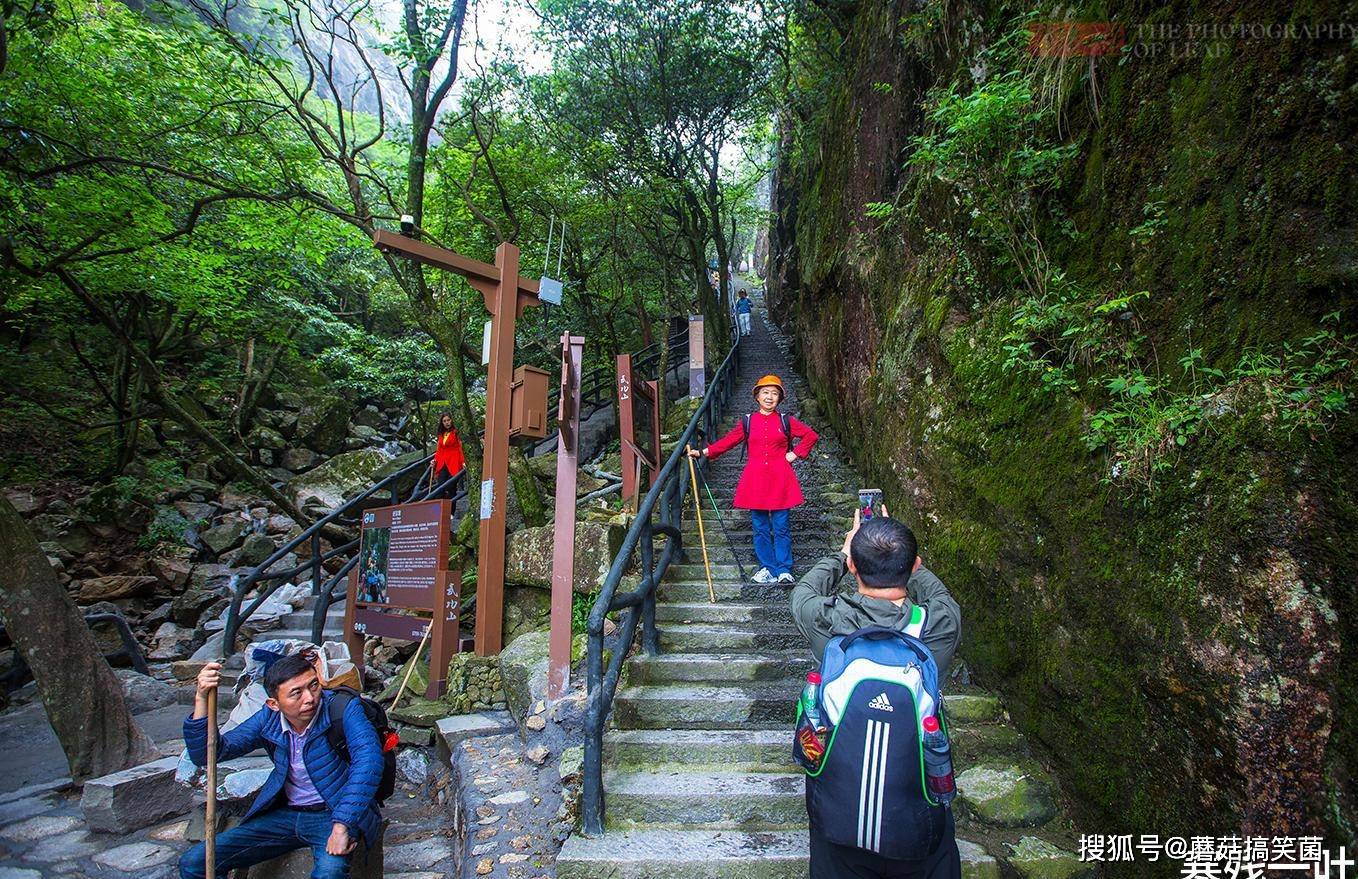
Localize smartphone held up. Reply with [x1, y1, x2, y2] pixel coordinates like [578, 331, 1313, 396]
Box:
[858, 488, 885, 520]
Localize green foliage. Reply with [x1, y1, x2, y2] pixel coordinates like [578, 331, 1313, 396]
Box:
[315, 334, 447, 407]
[571, 590, 599, 636]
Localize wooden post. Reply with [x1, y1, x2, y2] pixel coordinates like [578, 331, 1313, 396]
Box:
[427, 566, 460, 699]
[549, 334, 584, 699]
[616, 353, 637, 511]
[372, 230, 540, 657]
[475, 242, 520, 656]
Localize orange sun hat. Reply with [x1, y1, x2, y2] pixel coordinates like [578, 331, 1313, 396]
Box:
[752, 374, 785, 401]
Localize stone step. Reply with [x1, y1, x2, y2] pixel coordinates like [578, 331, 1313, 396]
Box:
[602, 770, 805, 830]
[248, 626, 343, 644]
[658, 581, 790, 603]
[659, 624, 801, 653]
[558, 829, 1004, 879]
[604, 729, 796, 772]
[654, 602, 792, 625]
[278, 608, 345, 630]
[557, 829, 810, 879]
[613, 683, 799, 729]
[627, 652, 814, 685]
[665, 563, 744, 581]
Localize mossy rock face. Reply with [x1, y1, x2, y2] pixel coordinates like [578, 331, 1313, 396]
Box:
[957, 764, 1057, 828]
[288, 448, 395, 511]
[504, 521, 625, 594]
[1006, 836, 1094, 879]
[764, 0, 1358, 841]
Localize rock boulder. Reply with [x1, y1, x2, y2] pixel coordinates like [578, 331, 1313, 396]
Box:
[289, 448, 395, 513]
[505, 521, 623, 594]
[294, 395, 351, 455]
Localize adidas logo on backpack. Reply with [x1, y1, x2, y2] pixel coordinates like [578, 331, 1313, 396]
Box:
[868, 692, 893, 712]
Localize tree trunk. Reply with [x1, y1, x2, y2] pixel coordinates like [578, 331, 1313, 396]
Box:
[0, 497, 159, 781]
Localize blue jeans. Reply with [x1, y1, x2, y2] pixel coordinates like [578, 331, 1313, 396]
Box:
[750, 509, 792, 576]
[179, 807, 352, 879]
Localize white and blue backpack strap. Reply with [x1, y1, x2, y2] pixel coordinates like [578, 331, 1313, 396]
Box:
[898, 603, 927, 638]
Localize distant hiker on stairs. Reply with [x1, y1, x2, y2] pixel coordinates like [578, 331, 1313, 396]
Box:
[689, 373, 819, 584]
[736, 288, 754, 336]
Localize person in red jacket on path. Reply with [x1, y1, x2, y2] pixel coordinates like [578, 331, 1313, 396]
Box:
[688, 374, 819, 584]
[432, 414, 466, 489]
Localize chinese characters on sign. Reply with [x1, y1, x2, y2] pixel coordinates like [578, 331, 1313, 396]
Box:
[1079, 835, 1351, 878]
[346, 499, 463, 698]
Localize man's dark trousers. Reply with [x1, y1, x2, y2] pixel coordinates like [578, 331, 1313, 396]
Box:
[178, 806, 352, 879]
[809, 809, 962, 879]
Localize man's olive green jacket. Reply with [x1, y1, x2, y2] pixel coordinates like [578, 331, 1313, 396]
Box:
[789, 552, 962, 677]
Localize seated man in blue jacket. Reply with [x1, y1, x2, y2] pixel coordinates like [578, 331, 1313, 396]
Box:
[179, 653, 383, 879]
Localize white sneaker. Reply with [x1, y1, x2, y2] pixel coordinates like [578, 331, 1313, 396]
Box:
[750, 568, 775, 584]
[777, 572, 795, 584]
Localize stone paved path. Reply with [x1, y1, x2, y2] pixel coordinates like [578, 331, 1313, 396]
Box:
[0, 743, 458, 879]
[557, 283, 1094, 878]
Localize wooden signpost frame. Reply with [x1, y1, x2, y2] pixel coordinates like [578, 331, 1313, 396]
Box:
[343, 498, 467, 699]
[617, 353, 662, 511]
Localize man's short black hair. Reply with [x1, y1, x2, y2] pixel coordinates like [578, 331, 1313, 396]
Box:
[263, 653, 317, 698]
[850, 517, 918, 588]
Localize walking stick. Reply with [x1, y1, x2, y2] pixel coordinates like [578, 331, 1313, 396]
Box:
[205, 685, 218, 879]
[693, 463, 748, 580]
[388, 621, 433, 711]
[685, 446, 717, 604]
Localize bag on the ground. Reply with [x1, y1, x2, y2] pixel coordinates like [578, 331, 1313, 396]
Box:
[794, 610, 955, 859]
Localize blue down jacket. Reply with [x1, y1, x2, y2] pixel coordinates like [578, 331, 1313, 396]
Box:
[184, 690, 382, 845]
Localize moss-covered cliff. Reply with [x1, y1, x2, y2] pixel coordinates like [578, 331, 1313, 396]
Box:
[769, 0, 1357, 848]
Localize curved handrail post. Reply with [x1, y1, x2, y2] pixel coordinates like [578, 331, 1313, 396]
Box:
[579, 331, 742, 837]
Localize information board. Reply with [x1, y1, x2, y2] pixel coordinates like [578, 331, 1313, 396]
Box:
[345, 498, 465, 698]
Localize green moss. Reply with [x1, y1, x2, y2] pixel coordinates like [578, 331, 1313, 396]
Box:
[774, 0, 1358, 852]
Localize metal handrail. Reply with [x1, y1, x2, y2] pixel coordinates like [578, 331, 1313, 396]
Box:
[221, 452, 437, 652]
[581, 323, 742, 835]
[223, 329, 690, 655]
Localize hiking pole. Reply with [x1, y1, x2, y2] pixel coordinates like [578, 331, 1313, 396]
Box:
[204, 683, 218, 879]
[685, 446, 717, 604]
[693, 462, 748, 580]
[388, 621, 433, 712]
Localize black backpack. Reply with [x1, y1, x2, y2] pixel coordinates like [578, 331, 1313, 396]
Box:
[740, 412, 793, 460]
[325, 687, 398, 805]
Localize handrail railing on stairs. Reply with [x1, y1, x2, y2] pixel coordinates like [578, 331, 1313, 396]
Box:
[581, 324, 742, 836]
[222, 329, 692, 656]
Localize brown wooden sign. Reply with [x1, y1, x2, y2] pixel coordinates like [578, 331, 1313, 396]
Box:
[372, 231, 540, 657]
[344, 499, 464, 698]
[618, 353, 663, 511]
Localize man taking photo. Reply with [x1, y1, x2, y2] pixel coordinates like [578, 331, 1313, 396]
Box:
[178, 653, 384, 879]
[790, 506, 963, 878]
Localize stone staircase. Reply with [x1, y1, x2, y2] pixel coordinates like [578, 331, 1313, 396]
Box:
[557, 284, 1092, 878]
[246, 593, 346, 646]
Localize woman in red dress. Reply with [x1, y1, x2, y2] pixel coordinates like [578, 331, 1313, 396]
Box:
[688, 374, 819, 584]
[432, 413, 466, 487]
